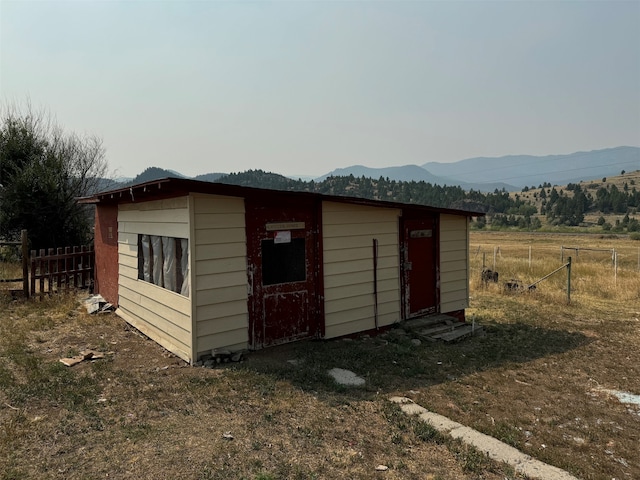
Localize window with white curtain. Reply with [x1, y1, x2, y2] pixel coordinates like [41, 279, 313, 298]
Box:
[137, 235, 189, 297]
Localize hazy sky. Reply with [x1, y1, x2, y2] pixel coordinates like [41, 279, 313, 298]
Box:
[1, 1, 639, 179]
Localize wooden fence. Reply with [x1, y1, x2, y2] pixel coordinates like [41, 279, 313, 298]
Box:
[30, 245, 94, 298]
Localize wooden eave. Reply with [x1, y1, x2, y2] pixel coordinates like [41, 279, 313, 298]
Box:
[78, 177, 486, 217]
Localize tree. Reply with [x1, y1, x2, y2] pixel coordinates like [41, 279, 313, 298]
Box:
[0, 103, 109, 249]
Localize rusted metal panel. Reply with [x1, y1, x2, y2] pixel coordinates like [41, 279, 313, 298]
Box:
[245, 197, 323, 349]
[402, 215, 439, 319]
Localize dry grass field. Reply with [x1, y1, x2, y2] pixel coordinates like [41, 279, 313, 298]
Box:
[1, 231, 639, 479]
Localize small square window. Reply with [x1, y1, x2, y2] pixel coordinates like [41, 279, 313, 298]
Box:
[261, 238, 306, 285]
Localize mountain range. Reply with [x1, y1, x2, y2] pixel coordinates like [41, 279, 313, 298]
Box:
[118, 146, 639, 193]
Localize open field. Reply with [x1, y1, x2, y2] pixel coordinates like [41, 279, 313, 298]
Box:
[1, 231, 639, 479]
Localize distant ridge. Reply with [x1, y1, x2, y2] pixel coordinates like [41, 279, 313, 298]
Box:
[423, 146, 639, 188]
[316, 164, 517, 192]
[113, 146, 639, 194]
[193, 172, 226, 182]
[316, 147, 639, 191]
[125, 167, 185, 186]
[315, 164, 442, 183]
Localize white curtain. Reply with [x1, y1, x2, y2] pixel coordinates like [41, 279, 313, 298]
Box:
[151, 235, 164, 287]
[180, 238, 190, 297]
[141, 234, 151, 282]
[162, 236, 176, 292]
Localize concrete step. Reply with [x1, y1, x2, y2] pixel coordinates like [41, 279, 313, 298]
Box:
[403, 313, 484, 343]
[416, 321, 467, 337]
[433, 325, 484, 342]
[403, 313, 459, 330]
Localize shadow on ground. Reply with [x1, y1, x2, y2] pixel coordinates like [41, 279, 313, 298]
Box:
[238, 321, 590, 401]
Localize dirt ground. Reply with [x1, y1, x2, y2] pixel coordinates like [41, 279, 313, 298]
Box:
[0, 297, 521, 480]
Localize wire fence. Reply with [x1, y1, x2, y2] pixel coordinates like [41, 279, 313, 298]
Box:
[472, 243, 640, 273]
[470, 238, 640, 301]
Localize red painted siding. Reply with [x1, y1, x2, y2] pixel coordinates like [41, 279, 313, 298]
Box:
[245, 196, 323, 349]
[94, 204, 119, 305]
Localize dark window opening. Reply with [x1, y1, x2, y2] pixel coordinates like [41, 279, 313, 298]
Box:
[261, 238, 306, 285]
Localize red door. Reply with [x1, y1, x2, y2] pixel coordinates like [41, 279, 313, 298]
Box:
[403, 217, 438, 318]
[246, 198, 321, 349]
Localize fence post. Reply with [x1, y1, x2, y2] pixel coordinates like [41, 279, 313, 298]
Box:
[561, 245, 564, 263]
[38, 249, 45, 298]
[30, 250, 36, 297]
[529, 245, 532, 269]
[64, 246, 71, 291]
[21, 229, 29, 299]
[493, 246, 497, 270]
[567, 256, 572, 304]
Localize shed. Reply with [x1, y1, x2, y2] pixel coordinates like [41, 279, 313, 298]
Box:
[82, 178, 482, 363]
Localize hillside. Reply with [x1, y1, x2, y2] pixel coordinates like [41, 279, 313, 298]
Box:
[125, 167, 186, 185]
[508, 170, 640, 229]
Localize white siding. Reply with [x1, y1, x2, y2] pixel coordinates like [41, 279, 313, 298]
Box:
[117, 197, 192, 362]
[440, 214, 469, 312]
[322, 202, 401, 338]
[193, 194, 248, 355]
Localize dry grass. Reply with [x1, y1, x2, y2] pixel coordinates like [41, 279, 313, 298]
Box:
[471, 231, 640, 302]
[0, 293, 519, 480]
[0, 262, 22, 279]
[428, 231, 640, 480]
[1, 231, 639, 479]
[0, 259, 25, 300]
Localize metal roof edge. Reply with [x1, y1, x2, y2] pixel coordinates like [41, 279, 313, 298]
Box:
[80, 177, 486, 217]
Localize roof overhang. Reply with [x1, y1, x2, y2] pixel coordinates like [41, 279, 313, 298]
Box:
[78, 177, 486, 217]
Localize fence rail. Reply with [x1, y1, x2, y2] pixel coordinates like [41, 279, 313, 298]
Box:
[1, 231, 95, 298]
[30, 245, 94, 297]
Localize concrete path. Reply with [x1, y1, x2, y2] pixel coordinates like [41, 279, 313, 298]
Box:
[390, 396, 580, 480]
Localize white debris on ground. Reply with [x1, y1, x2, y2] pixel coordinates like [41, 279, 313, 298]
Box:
[194, 348, 244, 367]
[595, 387, 640, 415]
[328, 367, 365, 386]
[83, 294, 114, 314]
